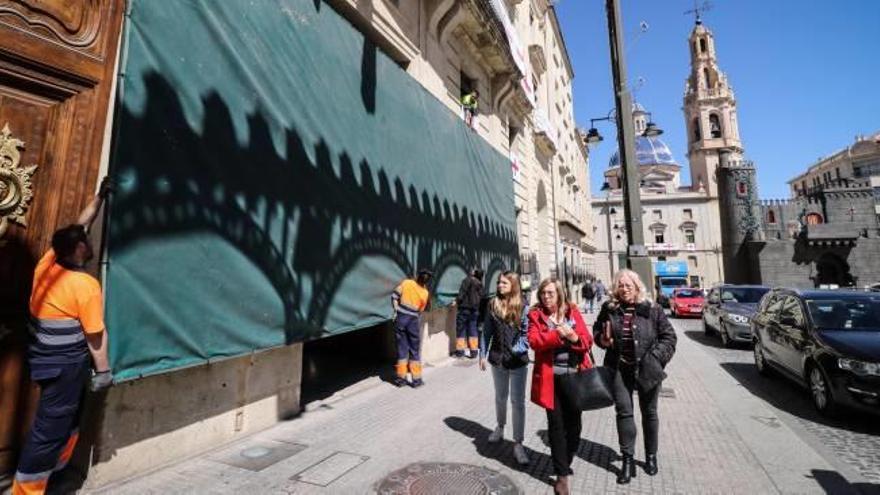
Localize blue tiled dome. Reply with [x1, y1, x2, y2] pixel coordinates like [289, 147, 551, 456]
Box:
[608, 136, 678, 168]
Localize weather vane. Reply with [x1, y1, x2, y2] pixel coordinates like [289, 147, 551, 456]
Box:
[684, 0, 713, 25]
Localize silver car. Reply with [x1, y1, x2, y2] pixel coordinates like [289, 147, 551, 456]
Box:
[703, 285, 770, 347]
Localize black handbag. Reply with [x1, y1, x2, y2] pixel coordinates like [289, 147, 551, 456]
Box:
[555, 353, 615, 411]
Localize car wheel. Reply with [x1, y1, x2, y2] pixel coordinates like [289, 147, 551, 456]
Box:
[720, 322, 732, 348]
[754, 340, 771, 377]
[808, 364, 838, 417]
[703, 316, 713, 335]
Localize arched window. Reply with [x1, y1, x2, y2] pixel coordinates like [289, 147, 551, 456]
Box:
[806, 213, 823, 225]
[737, 181, 748, 196]
[693, 117, 701, 141]
[767, 210, 777, 224]
[709, 114, 722, 138]
[703, 68, 710, 88]
[699, 38, 707, 53]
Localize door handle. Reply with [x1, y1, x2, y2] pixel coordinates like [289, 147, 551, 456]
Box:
[0, 123, 39, 238]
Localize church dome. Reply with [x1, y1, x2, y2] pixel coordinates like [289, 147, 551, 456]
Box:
[608, 135, 678, 168]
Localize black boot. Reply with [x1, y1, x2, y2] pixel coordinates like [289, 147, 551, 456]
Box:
[645, 454, 658, 476]
[617, 455, 636, 484]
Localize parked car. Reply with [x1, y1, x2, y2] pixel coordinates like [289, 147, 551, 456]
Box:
[752, 288, 880, 416]
[670, 288, 705, 318]
[703, 285, 770, 347]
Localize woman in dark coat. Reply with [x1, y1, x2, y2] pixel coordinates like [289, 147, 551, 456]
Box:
[593, 269, 677, 484]
[527, 277, 593, 495]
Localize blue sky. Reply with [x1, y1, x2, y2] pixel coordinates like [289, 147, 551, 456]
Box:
[555, 0, 880, 199]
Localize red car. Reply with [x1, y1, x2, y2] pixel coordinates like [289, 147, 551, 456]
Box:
[670, 288, 705, 318]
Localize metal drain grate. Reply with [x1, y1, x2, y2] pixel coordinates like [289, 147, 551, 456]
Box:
[659, 387, 676, 399]
[292, 451, 369, 487]
[376, 462, 519, 495]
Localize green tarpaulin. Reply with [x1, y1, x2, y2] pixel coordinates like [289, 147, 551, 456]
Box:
[106, 0, 518, 380]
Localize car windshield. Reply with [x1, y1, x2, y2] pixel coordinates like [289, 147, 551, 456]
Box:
[806, 297, 880, 331]
[720, 287, 769, 304]
[664, 278, 688, 287]
[675, 289, 703, 298]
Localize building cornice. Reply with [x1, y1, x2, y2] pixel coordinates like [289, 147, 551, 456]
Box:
[592, 193, 716, 206]
[547, 6, 574, 79]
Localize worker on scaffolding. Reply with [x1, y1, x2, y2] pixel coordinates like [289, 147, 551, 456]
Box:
[461, 89, 479, 129]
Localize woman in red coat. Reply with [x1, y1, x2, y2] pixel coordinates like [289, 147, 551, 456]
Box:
[527, 278, 593, 495]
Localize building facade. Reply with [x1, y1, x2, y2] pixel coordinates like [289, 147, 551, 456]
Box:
[702, 32, 880, 288]
[787, 131, 880, 217]
[331, 0, 595, 293]
[590, 20, 759, 291]
[724, 177, 880, 289]
[591, 104, 724, 289]
[0, 1, 595, 488]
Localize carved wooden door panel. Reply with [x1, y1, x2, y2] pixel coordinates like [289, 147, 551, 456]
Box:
[0, 0, 124, 477]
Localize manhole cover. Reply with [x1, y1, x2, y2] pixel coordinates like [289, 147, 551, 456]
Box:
[376, 462, 519, 495]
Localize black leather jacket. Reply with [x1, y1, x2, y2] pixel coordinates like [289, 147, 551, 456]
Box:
[592, 300, 677, 390]
[456, 276, 484, 309]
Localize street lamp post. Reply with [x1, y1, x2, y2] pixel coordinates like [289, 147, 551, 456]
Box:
[604, 0, 653, 297]
[600, 181, 616, 282]
[584, 1, 658, 296]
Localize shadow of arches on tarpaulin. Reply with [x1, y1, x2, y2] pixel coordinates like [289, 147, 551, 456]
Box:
[106, 71, 518, 379]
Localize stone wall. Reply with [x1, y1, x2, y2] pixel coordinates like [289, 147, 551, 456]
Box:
[83, 344, 303, 488]
[750, 238, 880, 288]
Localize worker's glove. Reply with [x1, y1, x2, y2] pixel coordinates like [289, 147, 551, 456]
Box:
[90, 370, 114, 392]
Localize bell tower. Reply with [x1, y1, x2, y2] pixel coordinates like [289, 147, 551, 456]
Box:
[683, 20, 744, 197]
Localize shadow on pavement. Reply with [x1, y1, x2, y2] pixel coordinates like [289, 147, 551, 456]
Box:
[536, 429, 622, 477]
[684, 329, 751, 350]
[811, 469, 880, 495]
[719, 362, 880, 435]
[443, 416, 554, 486]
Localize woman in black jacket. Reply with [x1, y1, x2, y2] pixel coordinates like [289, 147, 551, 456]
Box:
[593, 269, 676, 485]
[478, 271, 531, 465]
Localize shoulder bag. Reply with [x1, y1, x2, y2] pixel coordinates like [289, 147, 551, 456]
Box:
[554, 351, 614, 411]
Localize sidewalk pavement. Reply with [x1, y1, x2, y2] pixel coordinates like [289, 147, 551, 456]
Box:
[90, 313, 849, 494]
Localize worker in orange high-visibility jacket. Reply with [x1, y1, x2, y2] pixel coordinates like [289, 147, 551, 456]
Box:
[391, 269, 432, 387]
[13, 178, 114, 495]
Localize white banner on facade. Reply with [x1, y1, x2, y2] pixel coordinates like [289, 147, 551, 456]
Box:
[488, 0, 536, 107]
[534, 107, 558, 148]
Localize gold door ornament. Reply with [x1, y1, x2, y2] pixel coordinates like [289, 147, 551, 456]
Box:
[0, 123, 38, 238]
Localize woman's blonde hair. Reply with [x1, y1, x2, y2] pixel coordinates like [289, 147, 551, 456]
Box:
[534, 277, 570, 317]
[490, 271, 523, 324]
[608, 269, 649, 308]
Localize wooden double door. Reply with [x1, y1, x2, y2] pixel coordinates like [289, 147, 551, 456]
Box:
[0, 0, 124, 477]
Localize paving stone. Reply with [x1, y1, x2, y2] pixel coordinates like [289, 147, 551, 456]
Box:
[89, 315, 865, 494]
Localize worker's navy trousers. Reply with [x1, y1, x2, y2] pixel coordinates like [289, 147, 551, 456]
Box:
[13, 359, 89, 495]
